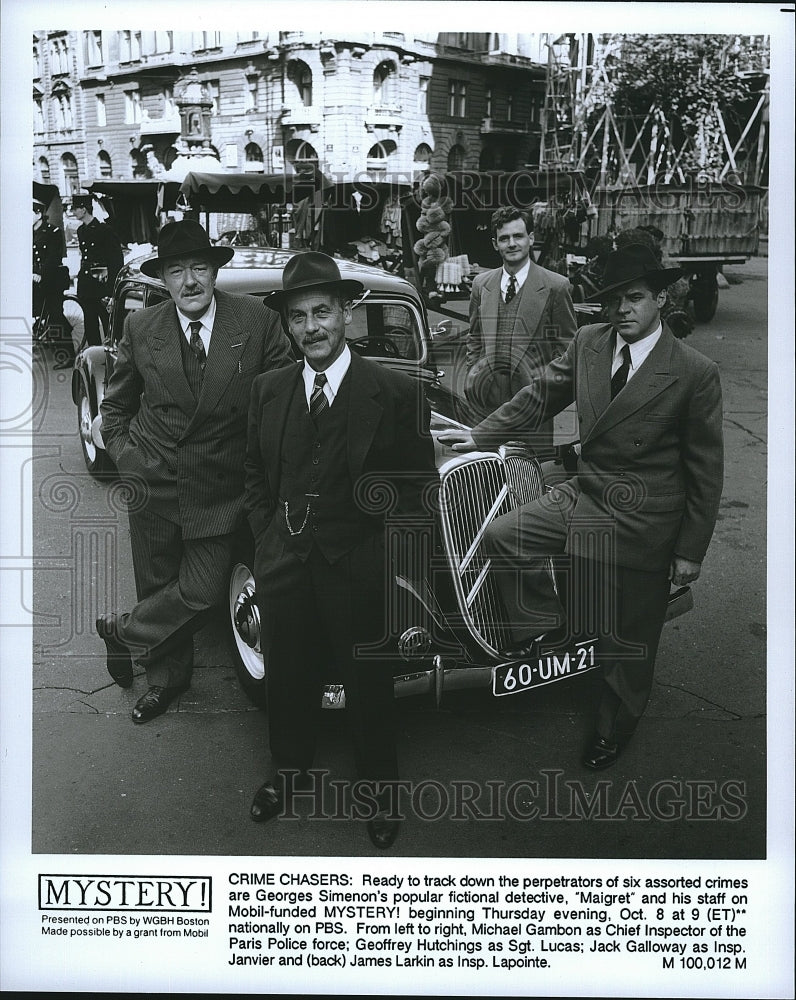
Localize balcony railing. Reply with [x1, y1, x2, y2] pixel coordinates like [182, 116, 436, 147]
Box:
[365, 104, 404, 129]
[280, 104, 322, 128]
[480, 117, 529, 135]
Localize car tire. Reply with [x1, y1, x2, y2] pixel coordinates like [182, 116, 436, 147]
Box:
[77, 380, 112, 477]
[228, 560, 267, 708]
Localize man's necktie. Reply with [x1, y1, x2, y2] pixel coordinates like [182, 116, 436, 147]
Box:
[309, 371, 329, 422]
[189, 321, 206, 367]
[505, 275, 517, 304]
[610, 343, 632, 399]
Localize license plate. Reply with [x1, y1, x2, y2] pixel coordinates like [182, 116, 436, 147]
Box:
[492, 640, 598, 697]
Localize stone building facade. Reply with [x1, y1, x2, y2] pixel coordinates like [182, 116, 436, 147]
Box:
[33, 29, 547, 197]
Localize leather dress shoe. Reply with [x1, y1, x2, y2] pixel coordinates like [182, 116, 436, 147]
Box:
[250, 781, 285, 823]
[131, 685, 185, 724]
[367, 814, 401, 849]
[582, 736, 621, 771]
[96, 614, 133, 688]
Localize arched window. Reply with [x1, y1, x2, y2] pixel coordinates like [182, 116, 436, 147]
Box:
[60, 152, 80, 196]
[286, 139, 319, 176]
[367, 140, 396, 174]
[244, 141, 264, 173]
[447, 144, 465, 171]
[413, 143, 432, 165]
[287, 59, 312, 106]
[38, 156, 51, 184]
[293, 140, 318, 162]
[373, 60, 397, 105]
[96, 150, 113, 178]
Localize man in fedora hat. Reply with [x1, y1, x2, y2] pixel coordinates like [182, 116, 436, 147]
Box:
[463, 207, 576, 456]
[97, 219, 293, 723]
[439, 243, 723, 769]
[72, 194, 124, 356]
[244, 251, 436, 847]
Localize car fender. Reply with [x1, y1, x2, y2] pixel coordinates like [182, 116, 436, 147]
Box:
[72, 345, 108, 447]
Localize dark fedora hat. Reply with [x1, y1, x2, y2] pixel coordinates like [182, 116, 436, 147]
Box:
[587, 243, 683, 302]
[264, 251, 364, 311]
[140, 219, 234, 278]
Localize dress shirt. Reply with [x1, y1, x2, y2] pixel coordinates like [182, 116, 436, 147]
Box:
[302, 345, 352, 408]
[500, 259, 531, 301]
[611, 323, 662, 384]
[176, 295, 217, 356]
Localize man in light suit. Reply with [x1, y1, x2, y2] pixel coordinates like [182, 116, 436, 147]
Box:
[464, 206, 577, 458]
[244, 252, 437, 848]
[440, 243, 723, 769]
[97, 220, 293, 723]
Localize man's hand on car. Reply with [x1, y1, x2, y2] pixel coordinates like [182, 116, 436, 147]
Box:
[435, 429, 477, 452]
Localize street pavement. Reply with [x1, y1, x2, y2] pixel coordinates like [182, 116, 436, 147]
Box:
[30, 257, 768, 859]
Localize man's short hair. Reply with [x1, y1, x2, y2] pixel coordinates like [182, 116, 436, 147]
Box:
[490, 206, 532, 239]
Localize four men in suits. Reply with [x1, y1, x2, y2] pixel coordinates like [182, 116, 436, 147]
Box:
[464, 207, 577, 458]
[440, 243, 724, 770]
[98, 220, 293, 723]
[244, 252, 437, 848]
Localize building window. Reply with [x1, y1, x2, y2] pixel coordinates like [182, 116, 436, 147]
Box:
[417, 76, 430, 115]
[61, 153, 80, 196]
[124, 90, 142, 125]
[34, 97, 45, 133]
[154, 31, 173, 54]
[287, 60, 312, 107]
[414, 142, 432, 165]
[447, 144, 465, 170]
[506, 93, 513, 122]
[244, 142, 264, 172]
[238, 32, 260, 42]
[485, 88, 492, 118]
[373, 61, 397, 106]
[207, 80, 220, 115]
[96, 94, 106, 128]
[53, 89, 73, 131]
[194, 31, 222, 50]
[50, 37, 69, 75]
[84, 30, 102, 67]
[97, 150, 113, 178]
[119, 30, 142, 63]
[33, 41, 41, 78]
[448, 80, 467, 117]
[38, 156, 51, 184]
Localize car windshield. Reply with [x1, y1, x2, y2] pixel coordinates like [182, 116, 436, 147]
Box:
[346, 300, 422, 361]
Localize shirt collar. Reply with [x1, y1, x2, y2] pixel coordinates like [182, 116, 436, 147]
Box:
[501, 258, 531, 291]
[615, 323, 663, 368]
[303, 345, 352, 402]
[176, 294, 216, 338]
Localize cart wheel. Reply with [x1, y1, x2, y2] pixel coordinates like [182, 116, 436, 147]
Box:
[692, 271, 719, 322]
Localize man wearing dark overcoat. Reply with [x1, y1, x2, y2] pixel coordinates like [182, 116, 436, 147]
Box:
[97, 220, 293, 724]
[244, 252, 437, 848]
[464, 206, 577, 457]
[441, 243, 724, 769]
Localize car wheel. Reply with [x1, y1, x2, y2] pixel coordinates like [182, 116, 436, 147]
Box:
[229, 561, 267, 708]
[77, 380, 111, 476]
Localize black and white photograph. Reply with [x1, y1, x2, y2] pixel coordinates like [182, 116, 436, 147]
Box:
[1, 2, 793, 995]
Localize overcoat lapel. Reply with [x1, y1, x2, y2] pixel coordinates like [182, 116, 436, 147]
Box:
[259, 363, 304, 497]
[147, 303, 197, 415]
[482, 270, 502, 363]
[187, 291, 250, 432]
[583, 326, 679, 443]
[346, 353, 384, 479]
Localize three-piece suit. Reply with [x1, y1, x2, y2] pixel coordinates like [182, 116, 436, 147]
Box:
[473, 321, 724, 740]
[464, 260, 577, 457]
[100, 288, 292, 688]
[244, 351, 437, 782]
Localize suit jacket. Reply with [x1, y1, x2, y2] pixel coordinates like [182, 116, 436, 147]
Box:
[465, 259, 577, 377]
[472, 322, 724, 571]
[244, 352, 437, 566]
[100, 288, 293, 538]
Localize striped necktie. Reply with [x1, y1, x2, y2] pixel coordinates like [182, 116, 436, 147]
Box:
[309, 371, 329, 421]
[610, 343, 632, 399]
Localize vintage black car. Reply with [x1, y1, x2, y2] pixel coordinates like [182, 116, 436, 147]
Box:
[72, 247, 693, 710]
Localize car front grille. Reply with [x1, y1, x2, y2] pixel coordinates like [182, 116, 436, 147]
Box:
[438, 446, 546, 657]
